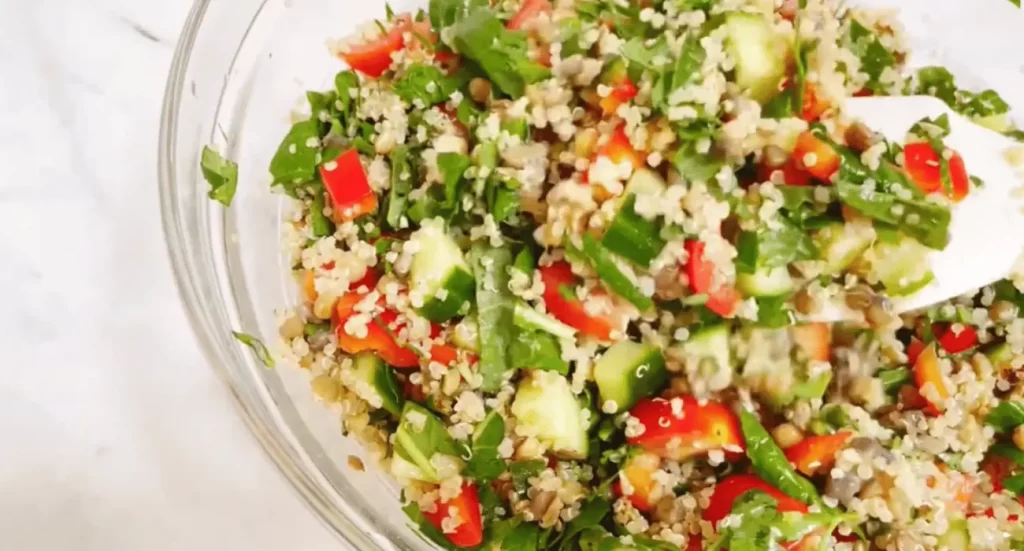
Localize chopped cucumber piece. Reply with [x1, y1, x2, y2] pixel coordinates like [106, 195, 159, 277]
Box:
[513, 301, 576, 339]
[510, 371, 590, 459]
[813, 222, 875, 275]
[393, 402, 464, 482]
[348, 353, 404, 416]
[737, 265, 795, 297]
[593, 340, 668, 413]
[673, 324, 732, 375]
[973, 113, 1012, 133]
[938, 518, 970, 551]
[985, 342, 1013, 370]
[602, 169, 667, 267]
[409, 218, 476, 321]
[868, 234, 935, 296]
[453, 316, 480, 352]
[723, 12, 791, 104]
[790, 372, 832, 402]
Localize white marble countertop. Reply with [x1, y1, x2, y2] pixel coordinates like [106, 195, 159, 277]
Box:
[0, 1, 337, 549]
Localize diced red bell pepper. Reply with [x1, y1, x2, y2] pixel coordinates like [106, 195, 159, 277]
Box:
[335, 311, 421, 368]
[600, 78, 639, 116]
[333, 270, 382, 319]
[507, 0, 552, 31]
[792, 131, 840, 182]
[906, 337, 926, 365]
[759, 160, 814, 187]
[598, 125, 644, 169]
[627, 396, 745, 462]
[703, 474, 808, 524]
[429, 344, 477, 366]
[539, 261, 618, 340]
[912, 343, 950, 416]
[683, 240, 741, 318]
[322, 149, 378, 222]
[791, 323, 832, 363]
[903, 142, 970, 201]
[784, 432, 853, 476]
[934, 323, 978, 355]
[800, 82, 830, 122]
[777, 0, 799, 21]
[421, 481, 484, 548]
[611, 452, 662, 512]
[704, 475, 821, 551]
[339, 14, 434, 77]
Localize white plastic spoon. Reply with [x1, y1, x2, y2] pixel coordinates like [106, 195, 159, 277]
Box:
[813, 95, 1024, 321]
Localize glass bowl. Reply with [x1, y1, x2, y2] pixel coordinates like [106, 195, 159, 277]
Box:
[158, 1, 1024, 550]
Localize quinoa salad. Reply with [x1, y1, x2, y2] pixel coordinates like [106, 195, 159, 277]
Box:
[199, 0, 1024, 550]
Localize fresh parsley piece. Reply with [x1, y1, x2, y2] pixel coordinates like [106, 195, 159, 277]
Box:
[394, 64, 453, 107]
[673, 140, 724, 183]
[508, 459, 547, 489]
[961, 89, 1011, 118]
[1006, 473, 1024, 496]
[470, 243, 516, 392]
[509, 330, 569, 375]
[502, 522, 542, 551]
[847, 20, 896, 93]
[709, 490, 780, 551]
[991, 442, 1024, 467]
[488, 182, 521, 224]
[232, 331, 275, 368]
[986, 401, 1024, 433]
[756, 295, 795, 329]
[877, 367, 911, 394]
[466, 411, 507, 482]
[555, 496, 612, 551]
[735, 219, 819, 274]
[386, 146, 413, 229]
[310, 190, 335, 237]
[739, 409, 823, 506]
[437, 152, 472, 211]
[200, 146, 239, 207]
[915, 66, 959, 107]
[581, 233, 654, 310]
[450, 9, 551, 98]
[269, 119, 321, 190]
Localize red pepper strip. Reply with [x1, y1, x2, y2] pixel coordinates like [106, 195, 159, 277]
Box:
[507, 0, 552, 31]
[421, 482, 484, 548]
[784, 432, 853, 476]
[539, 261, 617, 340]
[683, 240, 741, 318]
[627, 396, 744, 462]
[903, 142, 970, 201]
[913, 343, 950, 416]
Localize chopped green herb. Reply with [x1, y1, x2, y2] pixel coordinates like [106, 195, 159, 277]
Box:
[200, 146, 239, 207]
[986, 401, 1024, 433]
[232, 331, 275, 368]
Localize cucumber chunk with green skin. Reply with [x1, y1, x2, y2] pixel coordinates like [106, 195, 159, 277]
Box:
[672, 324, 732, 376]
[513, 301, 576, 339]
[973, 113, 1012, 133]
[938, 518, 970, 551]
[348, 353, 404, 417]
[392, 402, 464, 482]
[593, 340, 667, 413]
[510, 371, 590, 459]
[723, 12, 791, 104]
[601, 169, 667, 268]
[581, 233, 654, 310]
[985, 342, 1013, 369]
[452, 316, 480, 352]
[737, 265, 795, 297]
[813, 222, 875, 275]
[409, 218, 476, 321]
[868, 234, 935, 296]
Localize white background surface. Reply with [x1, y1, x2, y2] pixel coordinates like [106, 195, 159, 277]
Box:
[3, 0, 1024, 550]
[0, 0, 337, 549]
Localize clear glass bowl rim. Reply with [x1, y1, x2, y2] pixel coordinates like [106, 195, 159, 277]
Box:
[157, 1, 386, 549]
